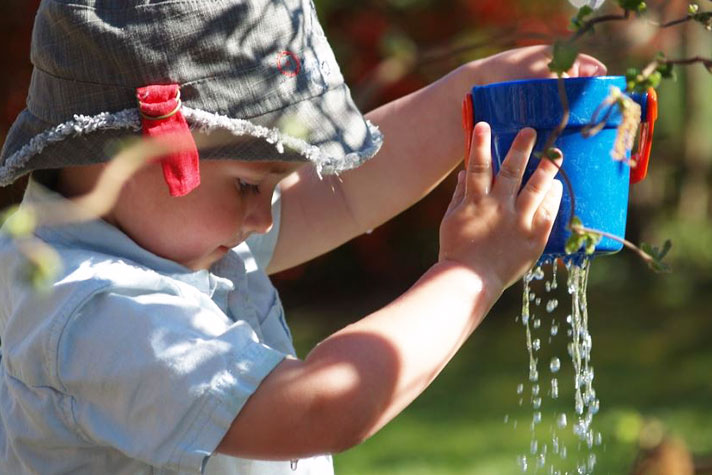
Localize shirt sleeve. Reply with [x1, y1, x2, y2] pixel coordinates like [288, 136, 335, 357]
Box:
[56, 290, 286, 473]
[244, 185, 281, 270]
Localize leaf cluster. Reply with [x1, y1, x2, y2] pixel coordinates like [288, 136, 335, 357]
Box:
[640, 240, 672, 273]
[625, 55, 675, 92]
[570, 6, 594, 31]
[617, 0, 647, 14]
[689, 3, 712, 30]
[565, 216, 603, 255]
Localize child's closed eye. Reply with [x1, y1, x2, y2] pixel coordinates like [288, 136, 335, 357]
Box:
[235, 178, 260, 195]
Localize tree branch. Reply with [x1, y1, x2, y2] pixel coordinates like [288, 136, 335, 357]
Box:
[570, 10, 630, 43]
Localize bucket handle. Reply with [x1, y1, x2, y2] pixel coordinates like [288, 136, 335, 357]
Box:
[630, 87, 658, 184]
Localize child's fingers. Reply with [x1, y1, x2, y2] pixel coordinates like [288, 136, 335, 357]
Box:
[516, 150, 563, 224]
[446, 170, 466, 215]
[464, 122, 494, 199]
[491, 128, 537, 200]
[532, 179, 563, 238]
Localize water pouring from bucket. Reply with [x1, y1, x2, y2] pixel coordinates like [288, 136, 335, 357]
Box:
[461, 76, 659, 474]
[462, 75, 658, 262]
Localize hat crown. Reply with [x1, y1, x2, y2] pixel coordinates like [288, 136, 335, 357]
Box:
[29, 0, 340, 122]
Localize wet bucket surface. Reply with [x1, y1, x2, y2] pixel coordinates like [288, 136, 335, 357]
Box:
[468, 76, 651, 259]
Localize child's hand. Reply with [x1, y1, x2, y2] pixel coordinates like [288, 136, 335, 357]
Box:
[471, 44, 606, 85]
[439, 122, 563, 290]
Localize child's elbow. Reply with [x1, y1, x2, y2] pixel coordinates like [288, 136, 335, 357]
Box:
[306, 367, 386, 454]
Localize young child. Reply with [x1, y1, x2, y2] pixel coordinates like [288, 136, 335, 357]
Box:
[0, 0, 605, 473]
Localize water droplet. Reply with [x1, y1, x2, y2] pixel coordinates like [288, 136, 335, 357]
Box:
[532, 397, 542, 409]
[533, 318, 541, 329]
[550, 324, 559, 336]
[557, 413, 567, 428]
[535, 297, 542, 306]
[532, 384, 540, 396]
[533, 339, 541, 351]
[504, 414, 509, 423]
[518, 455, 528, 472]
[516, 384, 524, 394]
[290, 459, 299, 471]
[566, 314, 573, 325]
[546, 299, 559, 313]
[551, 378, 559, 399]
[549, 357, 561, 373]
[537, 453, 546, 468]
[532, 411, 542, 425]
[532, 266, 545, 280]
[595, 432, 603, 446]
[530, 440, 538, 454]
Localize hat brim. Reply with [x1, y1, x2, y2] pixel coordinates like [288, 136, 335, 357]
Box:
[0, 83, 383, 186]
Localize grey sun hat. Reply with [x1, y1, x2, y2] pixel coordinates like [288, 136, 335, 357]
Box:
[0, 0, 384, 187]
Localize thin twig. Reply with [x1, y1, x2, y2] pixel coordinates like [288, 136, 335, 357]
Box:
[661, 55, 712, 68]
[570, 10, 630, 43]
[571, 223, 657, 268]
[656, 16, 694, 28]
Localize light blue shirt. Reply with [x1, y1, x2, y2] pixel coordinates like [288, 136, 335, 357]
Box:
[0, 181, 333, 474]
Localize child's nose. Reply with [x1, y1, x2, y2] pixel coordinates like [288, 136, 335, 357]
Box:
[245, 194, 273, 234]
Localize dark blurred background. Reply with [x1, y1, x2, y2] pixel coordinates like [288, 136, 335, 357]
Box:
[1, 0, 711, 473]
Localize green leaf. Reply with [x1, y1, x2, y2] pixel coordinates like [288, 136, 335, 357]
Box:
[548, 41, 579, 75]
[692, 11, 712, 30]
[640, 240, 673, 273]
[570, 5, 594, 31]
[19, 244, 62, 290]
[0, 206, 37, 238]
[566, 233, 586, 255]
[584, 232, 603, 255]
[541, 147, 563, 161]
[656, 62, 675, 80]
[625, 67, 662, 93]
[617, 0, 647, 13]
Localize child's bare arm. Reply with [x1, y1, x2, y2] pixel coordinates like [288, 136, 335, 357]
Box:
[217, 123, 563, 460]
[267, 45, 600, 274]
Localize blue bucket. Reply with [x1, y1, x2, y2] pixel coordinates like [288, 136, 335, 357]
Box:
[463, 76, 657, 260]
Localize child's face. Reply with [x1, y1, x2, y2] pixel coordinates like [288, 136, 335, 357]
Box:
[109, 159, 303, 270]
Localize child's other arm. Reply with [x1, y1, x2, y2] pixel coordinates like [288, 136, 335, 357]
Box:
[217, 123, 563, 460]
[267, 45, 602, 274]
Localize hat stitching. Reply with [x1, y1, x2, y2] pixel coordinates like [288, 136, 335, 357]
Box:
[32, 66, 136, 91]
[0, 106, 383, 185]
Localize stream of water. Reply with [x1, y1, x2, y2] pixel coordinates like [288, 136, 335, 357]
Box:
[512, 259, 602, 474]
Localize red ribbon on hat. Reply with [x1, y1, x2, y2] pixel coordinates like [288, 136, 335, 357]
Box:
[137, 84, 200, 197]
